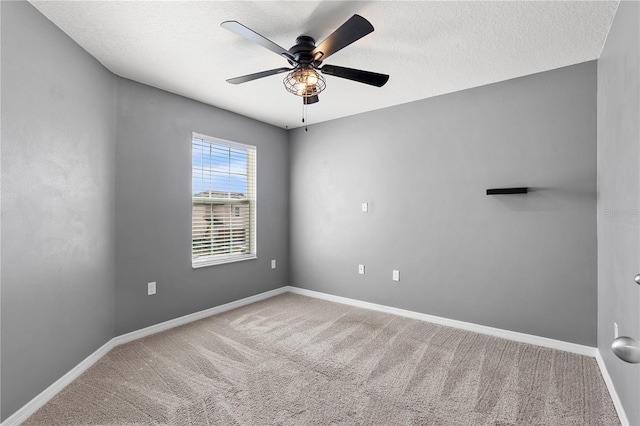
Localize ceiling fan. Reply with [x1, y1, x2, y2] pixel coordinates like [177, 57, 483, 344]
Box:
[221, 15, 389, 105]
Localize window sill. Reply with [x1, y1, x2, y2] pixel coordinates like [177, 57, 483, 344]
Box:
[192, 254, 257, 269]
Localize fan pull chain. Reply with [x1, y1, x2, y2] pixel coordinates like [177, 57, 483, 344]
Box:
[302, 103, 308, 132]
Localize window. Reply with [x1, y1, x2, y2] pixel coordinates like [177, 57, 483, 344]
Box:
[191, 133, 256, 267]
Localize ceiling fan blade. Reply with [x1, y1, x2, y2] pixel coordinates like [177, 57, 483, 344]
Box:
[310, 15, 374, 61]
[221, 21, 296, 63]
[320, 65, 389, 87]
[304, 95, 319, 105]
[226, 67, 292, 85]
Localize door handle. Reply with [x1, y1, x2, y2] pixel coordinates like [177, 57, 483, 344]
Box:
[612, 336, 640, 363]
[611, 275, 640, 363]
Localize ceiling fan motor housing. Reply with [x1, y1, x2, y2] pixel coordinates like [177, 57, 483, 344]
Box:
[288, 36, 322, 67]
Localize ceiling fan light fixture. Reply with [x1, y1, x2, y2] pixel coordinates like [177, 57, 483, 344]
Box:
[283, 67, 326, 97]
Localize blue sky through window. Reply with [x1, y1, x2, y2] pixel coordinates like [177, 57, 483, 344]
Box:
[192, 139, 248, 196]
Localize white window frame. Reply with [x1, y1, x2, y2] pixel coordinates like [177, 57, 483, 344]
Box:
[191, 132, 257, 268]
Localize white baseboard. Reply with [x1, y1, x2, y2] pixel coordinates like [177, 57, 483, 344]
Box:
[596, 349, 629, 426]
[1, 339, 114, 426]
[112, 286, 289, 346]
[286, 286, 597, 357]
[1, 286, 289, 426]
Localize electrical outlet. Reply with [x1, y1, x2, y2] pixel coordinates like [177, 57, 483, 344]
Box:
[392, 270, 400, 281]
[361, 202, 368, 212]
[358, 264, 365, 275]
[148, 282, 156, 296]
[271, 259, 276, 269]
[614, 322, 619, 338]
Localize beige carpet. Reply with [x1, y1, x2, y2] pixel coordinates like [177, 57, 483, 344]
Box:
[25, 293, 619, 425]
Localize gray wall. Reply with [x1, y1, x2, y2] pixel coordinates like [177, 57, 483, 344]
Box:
[289, 62, 597, 346]
[597, 1, 640, 424]
[1, 1, 116, 421]
[114, 78, 289, 335]
[1, 2, 289, 420]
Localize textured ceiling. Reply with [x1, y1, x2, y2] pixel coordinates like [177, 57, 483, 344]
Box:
[31, 1, 618, 129]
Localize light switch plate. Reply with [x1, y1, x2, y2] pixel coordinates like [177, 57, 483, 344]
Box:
[148, 282, 156, 296]
[361, 203, 368, 212]
[393, 270, 400, 281]
[271, 259, 276, 269]
[358, 264, 365, 275]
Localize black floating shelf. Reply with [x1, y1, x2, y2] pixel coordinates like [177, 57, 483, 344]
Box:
[486, 187, 528, 195]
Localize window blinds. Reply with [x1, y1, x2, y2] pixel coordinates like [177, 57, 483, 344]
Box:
[192, 133, 256, 267]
